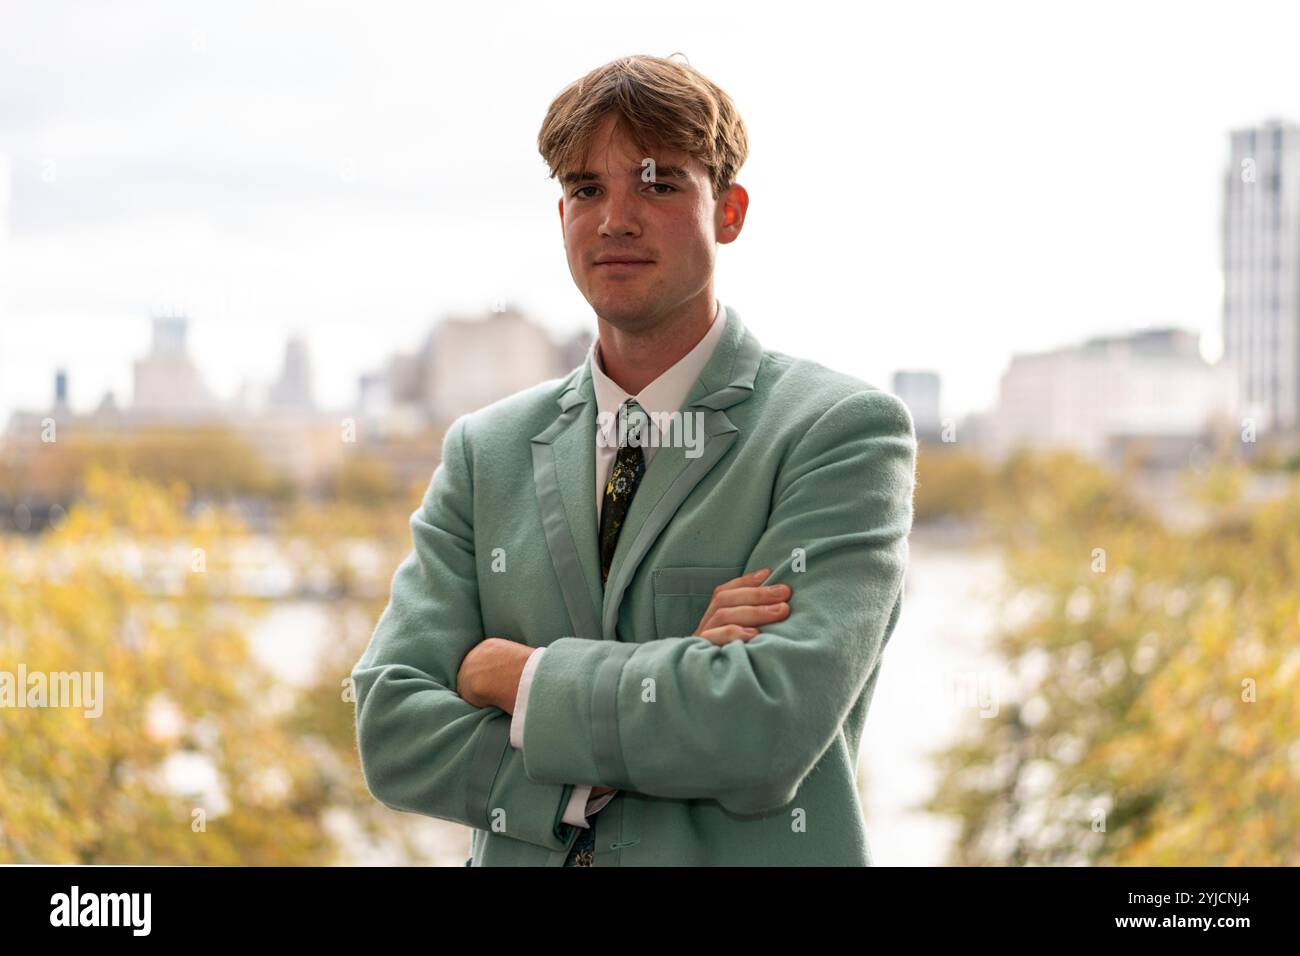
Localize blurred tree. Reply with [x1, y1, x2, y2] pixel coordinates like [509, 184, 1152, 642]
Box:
[327, 454, 401, 509]
[5, 426, 280, 504]
[913, 446, 997, 524]
[279, 474, 475, 865]
[923, 452, 1300, 865]
[2, 467, 335, 863]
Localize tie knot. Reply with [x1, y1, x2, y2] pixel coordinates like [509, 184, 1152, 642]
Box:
[620, 399, 649, 447]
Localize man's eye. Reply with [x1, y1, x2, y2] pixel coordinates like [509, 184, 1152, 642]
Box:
[570, 183, 674, 198]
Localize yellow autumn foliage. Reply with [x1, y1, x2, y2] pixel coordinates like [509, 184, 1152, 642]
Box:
[924, 452, 1300, 865]
[1, 467, 335, 863]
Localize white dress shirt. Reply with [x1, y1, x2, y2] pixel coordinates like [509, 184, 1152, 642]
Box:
[508, 297, 727, 828]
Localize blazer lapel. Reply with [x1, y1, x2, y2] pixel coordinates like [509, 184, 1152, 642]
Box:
[530, 306, 765, 644]
[530, 359, 605, 642]
[599, 306, 765, 642]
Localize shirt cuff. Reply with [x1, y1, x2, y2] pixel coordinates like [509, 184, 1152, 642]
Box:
[562, 786, 594, 827]
[509, 646, 546, 750]
[562, 786, 620, 828]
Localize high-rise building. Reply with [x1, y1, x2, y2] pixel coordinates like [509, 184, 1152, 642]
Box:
[269, 335, 315, 409]
[1222, 119, 1300, 433]
[891, 370, 942, 442]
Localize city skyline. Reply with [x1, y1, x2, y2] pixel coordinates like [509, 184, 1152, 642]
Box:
[5, 1, 1300, 427]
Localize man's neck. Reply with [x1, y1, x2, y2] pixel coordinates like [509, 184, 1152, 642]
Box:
[595, 294, 717, 395]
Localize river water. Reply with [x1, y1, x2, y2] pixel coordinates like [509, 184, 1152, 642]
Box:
[859, 526, 1006, 864]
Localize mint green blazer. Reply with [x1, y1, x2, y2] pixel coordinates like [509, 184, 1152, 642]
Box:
[351, 305, 917, 866]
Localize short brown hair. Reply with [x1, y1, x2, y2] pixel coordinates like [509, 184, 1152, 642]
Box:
[537, 53, 748, 201]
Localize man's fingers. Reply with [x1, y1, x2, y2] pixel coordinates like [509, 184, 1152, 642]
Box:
[697, 625, 760, 646]
[695, 574, 791, 634]
[692, 568, 794, 639]
[702, 601, 790, 630]
[709, 583, 790, 610]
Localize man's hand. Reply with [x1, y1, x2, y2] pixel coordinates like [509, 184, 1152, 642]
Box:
[456, 637, 534, 713]
[693, 568, 791, 645]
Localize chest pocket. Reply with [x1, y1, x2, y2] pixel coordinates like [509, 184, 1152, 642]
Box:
[651, 565, 746, 639]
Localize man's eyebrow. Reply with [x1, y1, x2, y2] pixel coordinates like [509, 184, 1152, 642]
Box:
[560, 164, 691, 186]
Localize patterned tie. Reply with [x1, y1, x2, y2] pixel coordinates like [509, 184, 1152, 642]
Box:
[599, 398, 649, 585]
[564, 397, 648, 867]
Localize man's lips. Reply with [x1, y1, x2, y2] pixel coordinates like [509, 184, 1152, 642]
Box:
[594, 259, 654, 270]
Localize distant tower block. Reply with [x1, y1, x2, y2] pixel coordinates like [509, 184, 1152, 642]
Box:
[1223, 120, 1300, 432]
[132, 314, 218, 414]
[153, 315, 188, 354]
[269, 335, 315, 410]
[891, 370, 942, 441]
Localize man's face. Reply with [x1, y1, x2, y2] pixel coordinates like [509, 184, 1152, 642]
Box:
[558, 113, 732, 331]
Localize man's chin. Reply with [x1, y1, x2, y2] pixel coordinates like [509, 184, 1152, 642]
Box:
[590, 295, 659, 329]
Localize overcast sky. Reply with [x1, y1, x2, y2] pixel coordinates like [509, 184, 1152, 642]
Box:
[3, 0, 1299, 425]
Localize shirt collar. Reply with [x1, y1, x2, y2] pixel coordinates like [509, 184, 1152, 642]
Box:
[590, 298, 725, 438]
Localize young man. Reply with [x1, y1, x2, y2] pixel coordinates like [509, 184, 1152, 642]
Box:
[351, 54, 917, 866]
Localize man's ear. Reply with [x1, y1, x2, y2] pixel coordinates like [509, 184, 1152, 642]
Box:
[557, 195, 565, 230]
[716, 183, 748, 245]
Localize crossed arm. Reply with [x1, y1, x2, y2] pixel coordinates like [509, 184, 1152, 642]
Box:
[456, 569, 794, 809]
[455, 568, 792, 712]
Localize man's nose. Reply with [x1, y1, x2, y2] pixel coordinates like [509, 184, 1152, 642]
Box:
[598, 189, 641, 237]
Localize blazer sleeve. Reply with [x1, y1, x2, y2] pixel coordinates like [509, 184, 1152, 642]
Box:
[513, 647, 621, 826]
[518, 388, 917, 816]
[351, 414, 578, 851]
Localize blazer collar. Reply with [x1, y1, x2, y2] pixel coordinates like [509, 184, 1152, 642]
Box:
[532, 305, 764, 641]
[588, 297, 726, 462]
[554, 303, 762, 416]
